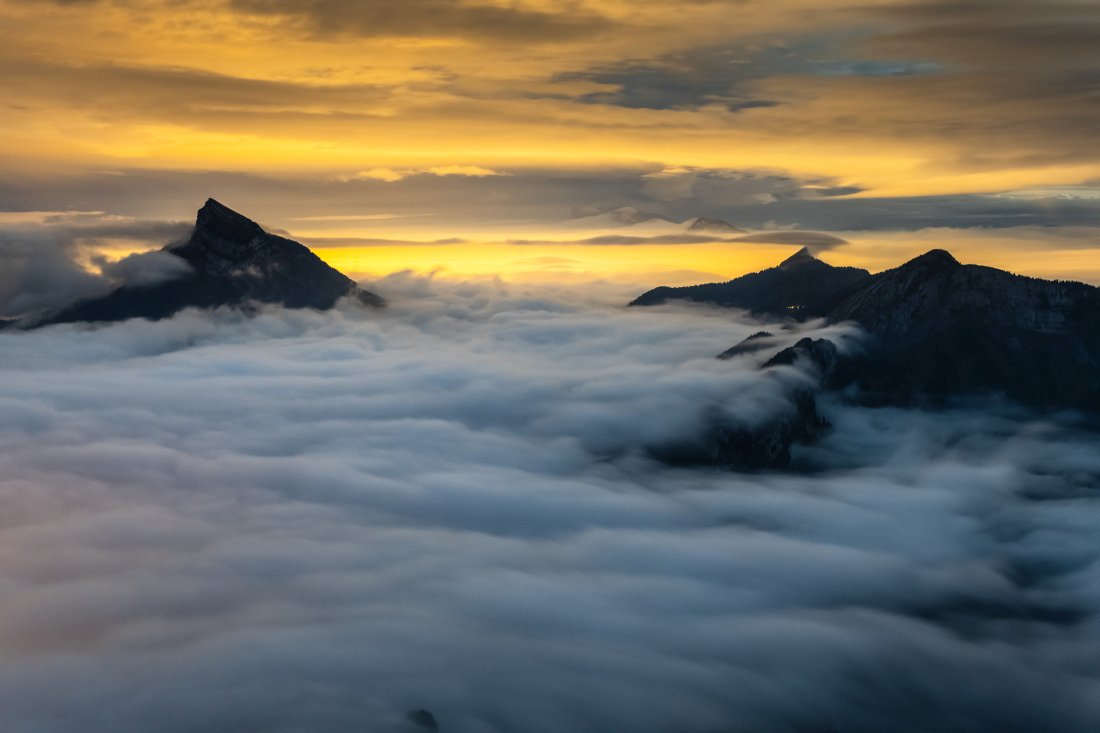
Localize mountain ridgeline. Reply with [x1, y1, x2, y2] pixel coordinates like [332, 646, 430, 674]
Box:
[633, 247, 1100, 414]
[631, 248, 870, 317]
[37, 199, 383, 326]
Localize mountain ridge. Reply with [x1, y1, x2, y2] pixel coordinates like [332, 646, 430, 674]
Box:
[630, 246, 871, 317]
[632, 247, 1100, 413]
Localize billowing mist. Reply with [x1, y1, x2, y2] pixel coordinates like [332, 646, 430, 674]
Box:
[1, 275, 1098, 733]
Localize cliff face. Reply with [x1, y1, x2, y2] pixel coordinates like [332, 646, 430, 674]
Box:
[40, 199, 383, 326]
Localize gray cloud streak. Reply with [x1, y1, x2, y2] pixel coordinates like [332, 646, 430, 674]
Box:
[230, 0, 612, 43]
[506, 231, 849, 248]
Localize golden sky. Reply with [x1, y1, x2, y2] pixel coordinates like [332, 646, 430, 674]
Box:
[1, 0, 1098, 283]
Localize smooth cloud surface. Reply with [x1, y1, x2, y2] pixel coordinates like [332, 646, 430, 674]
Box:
[1, 276, 1099, 732]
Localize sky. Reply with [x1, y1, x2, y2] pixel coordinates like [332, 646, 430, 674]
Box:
[1, 0, 1099, 284]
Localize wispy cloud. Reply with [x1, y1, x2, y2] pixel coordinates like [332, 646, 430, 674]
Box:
[341, 166, 509, 183]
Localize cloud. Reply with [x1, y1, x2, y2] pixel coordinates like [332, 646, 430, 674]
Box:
[0, 215, 191, 318]
[302, 237, 469, 248]
[641, 166, 863, 205]
[92, 249, 193, 288]
[0, 277, 1099, 731]
[229, 0, 612, 43]
[345, 166, 508, 183]
[0, 167, 1095, 263]
[509, 234, 725, 245]
[0, 55, 394, 129]
[506, 231, 849, 249]
[555, 34, 939, 111]
[731, 231, 850, 251]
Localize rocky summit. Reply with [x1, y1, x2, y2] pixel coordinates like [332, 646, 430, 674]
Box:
[38, 199, 383, 326]
[635, 247, 1100, 469]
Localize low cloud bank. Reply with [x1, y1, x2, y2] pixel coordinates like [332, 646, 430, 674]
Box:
[0, 275, 1098, 732]
[0, 216, 192, 318]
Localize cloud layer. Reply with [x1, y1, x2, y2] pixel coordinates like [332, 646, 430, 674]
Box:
[1, 278, 1098, 732]
[0, 215, 191, 318]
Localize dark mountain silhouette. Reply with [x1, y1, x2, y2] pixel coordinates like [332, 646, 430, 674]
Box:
[634, 246, 1100, 412]
[36, 199, 383, 326]
[635, 247, 1100, 468]
[629, 247, 870, 318]
[821, 249, 1100, 409]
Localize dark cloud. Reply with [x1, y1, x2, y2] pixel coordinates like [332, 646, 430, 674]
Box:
[545, 1, 1099, 171]
[556, 34, 938, 110]
[872, 0, 1100, 66]
[1, 280, 1099, 731]
[229, 0, 612, 43]
[770, 0, 1100, 170]
[754, 193, 1100, 231]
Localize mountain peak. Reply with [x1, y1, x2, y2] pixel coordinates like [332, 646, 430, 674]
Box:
[903, 248, 961, 271]
[778, 247, 818, 271]
[38, 198, 384, 326]
[194, 198, 265, 246]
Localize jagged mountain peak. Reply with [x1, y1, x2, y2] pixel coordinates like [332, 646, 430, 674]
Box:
[777, 247, 819, 270]
[198, 197, 244, 221]
[34, 199, 383, 326]
[185, 199, 270, 261]
[195, 197, 263, 233]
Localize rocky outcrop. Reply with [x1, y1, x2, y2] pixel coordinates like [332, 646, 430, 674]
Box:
[648, 388, 828, 471]
[37, 199, 383, 326]
[717, 331, 777, 359]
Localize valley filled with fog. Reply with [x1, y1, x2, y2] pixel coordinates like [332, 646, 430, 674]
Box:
[1, 275, 1099, 733]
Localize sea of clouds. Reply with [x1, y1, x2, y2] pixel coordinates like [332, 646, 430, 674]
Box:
[1, 274, 1099, 733]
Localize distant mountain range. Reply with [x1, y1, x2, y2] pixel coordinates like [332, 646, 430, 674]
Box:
[31, 199, 383, 327]
[632, 246, 1100, 467]
[568, 206, 743, 233]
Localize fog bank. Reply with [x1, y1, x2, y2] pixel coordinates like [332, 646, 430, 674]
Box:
[1, 275, 1098, 732]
